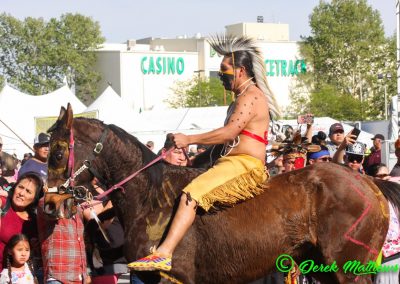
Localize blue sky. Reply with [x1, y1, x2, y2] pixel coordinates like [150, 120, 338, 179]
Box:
[1, 0, 396, 42]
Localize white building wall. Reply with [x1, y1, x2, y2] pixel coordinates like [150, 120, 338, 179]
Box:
[95, 51, 121, 95]
[94, 28, 306, 113]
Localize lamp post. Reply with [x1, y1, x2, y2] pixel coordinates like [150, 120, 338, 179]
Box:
[378, 73, 392, 120]
[194, 70, 205, 106]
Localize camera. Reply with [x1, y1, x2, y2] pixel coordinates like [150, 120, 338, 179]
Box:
[297, 114, 314, 125]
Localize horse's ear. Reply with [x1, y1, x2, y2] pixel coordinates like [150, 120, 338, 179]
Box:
[66, 103, 73, 130]
[48, 106, 67, 133]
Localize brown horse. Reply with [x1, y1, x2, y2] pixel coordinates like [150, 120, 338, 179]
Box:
[44, 104, 400, 284]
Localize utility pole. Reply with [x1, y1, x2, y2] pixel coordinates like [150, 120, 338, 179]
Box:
[397, 0, 400, 135]
[194, 70, 204, 107]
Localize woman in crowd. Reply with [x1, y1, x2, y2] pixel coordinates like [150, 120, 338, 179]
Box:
[0, 172, 42, 270]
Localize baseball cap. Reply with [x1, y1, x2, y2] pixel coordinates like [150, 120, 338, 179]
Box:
[197, 144, 207, 150]
[371, 134, 385, 141]
[329, 123, 344, 136]
[34, 133, 50, 147]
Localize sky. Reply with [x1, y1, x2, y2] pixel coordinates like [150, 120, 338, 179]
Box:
[1, 0, 396, 43]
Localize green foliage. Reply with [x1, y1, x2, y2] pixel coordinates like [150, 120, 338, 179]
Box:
[0, 13, 105, 102]
[309, 84, 364, 121]
[289, 0, 396, 121]
[166, 76, 232, 108]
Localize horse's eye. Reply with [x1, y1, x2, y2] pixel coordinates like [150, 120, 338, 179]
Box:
[56, 153, 63, 161]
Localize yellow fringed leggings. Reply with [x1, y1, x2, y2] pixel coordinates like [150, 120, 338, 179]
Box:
[183, 154, 268, 212]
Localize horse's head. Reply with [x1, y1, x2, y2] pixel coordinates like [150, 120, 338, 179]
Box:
[46, 104, 106, 219]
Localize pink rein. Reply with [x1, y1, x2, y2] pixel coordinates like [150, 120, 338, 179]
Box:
[94, 147, 174, 200]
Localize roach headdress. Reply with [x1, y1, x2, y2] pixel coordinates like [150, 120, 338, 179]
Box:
[208, 34, 281, 119]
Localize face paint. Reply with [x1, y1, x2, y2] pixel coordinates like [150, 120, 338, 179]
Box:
[218, 70, 234, 91]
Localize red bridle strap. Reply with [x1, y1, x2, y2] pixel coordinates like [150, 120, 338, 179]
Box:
[67, 129, 75, 186]
[94, 147, 175, 200]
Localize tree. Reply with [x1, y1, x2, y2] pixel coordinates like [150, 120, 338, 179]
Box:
[0, 13, 105, 103]
[289, 0, 396, 120]
[166, 76, 232, 108]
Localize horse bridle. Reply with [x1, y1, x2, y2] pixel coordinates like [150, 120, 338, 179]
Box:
[49, 127, 110, 202]
[51, 125, 175, 206]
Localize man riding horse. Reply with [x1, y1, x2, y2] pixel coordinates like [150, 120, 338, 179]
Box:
[128, 35, 280, 271]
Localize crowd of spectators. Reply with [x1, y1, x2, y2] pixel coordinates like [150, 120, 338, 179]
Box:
[1, 122, 399, 283]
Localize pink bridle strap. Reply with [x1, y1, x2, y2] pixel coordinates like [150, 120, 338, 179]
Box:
[94, 147, 175, 200]
[67, 129, 75, 186]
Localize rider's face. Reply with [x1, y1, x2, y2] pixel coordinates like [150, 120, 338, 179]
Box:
[219, 57, 235, 91]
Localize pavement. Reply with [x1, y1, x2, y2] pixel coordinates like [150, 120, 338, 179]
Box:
[117, 273, 130, 283]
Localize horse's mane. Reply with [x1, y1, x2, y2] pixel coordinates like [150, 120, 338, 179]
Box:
[74, 118, 164, 190]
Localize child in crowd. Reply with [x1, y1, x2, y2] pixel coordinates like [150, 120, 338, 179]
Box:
[0, 234, 37, 284]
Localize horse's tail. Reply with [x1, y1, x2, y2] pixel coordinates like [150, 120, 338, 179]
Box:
[373, 179, 400, 213]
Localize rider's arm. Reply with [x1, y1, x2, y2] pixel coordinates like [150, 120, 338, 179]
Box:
[177, 93, 260, 147]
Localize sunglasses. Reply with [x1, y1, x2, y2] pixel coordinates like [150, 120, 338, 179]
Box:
[375, 173, 388, 178]
[318, 157, 332, 162]
[346, 154, 363, 163]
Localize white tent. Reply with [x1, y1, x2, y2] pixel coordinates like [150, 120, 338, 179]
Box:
[0, 84, 86, 158]
[130, 106, 229, 151]
[85, 86, 139, 133]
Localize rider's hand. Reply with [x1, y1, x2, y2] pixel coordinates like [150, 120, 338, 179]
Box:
[173, 133, 190, 148]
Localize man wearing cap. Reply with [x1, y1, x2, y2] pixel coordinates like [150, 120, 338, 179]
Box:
[326, 123, 345, 158]
[344, 142, 366, 173]
[19, 133, 50, 181]
[364, 134, 384, 172]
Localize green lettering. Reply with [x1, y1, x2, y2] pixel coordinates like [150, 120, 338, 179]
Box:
[295, 60, 301, 75]
[300, 60, 307, 74]
[156, 57, 162, 74]
[269, 60, 275, 76]
[141, 57, 148, 74]
[148, 57, 155, 74]
[275, 60, 280, 76]
[163, 57, 166, 74]
[210, 48, 216, 58]
[299, 260, 314, 274]
[177, 57, 184, 75]
[264, 59, 269, 76]
[168, 57, 175, 74]
[343, 260, 361, 274]
[289, 60, 296, 76]
[281, 60, 287, 76]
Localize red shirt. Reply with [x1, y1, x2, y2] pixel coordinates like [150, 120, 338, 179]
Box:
[0, 197, 37, 269]
[366, 148, 382, 167]
[37, 198, 87, 283]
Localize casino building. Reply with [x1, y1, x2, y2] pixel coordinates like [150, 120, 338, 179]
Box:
[93, 22, 307, 114]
